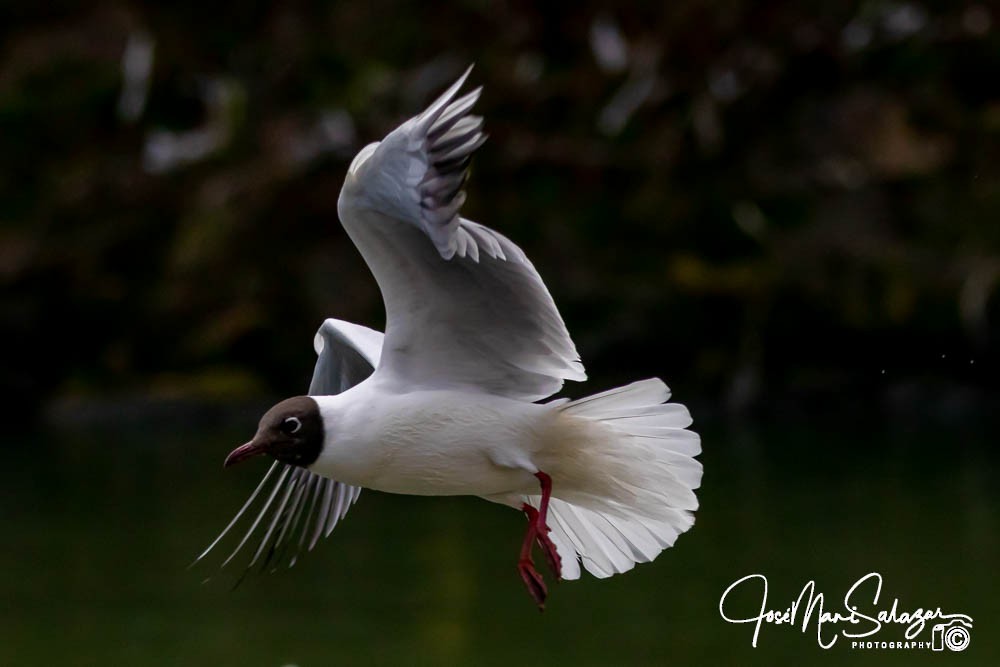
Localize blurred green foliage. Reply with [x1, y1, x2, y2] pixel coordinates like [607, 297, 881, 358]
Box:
[1, 2, 997, 420]
[3, 420, 997, 665]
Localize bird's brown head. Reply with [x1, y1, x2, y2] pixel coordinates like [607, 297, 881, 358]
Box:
[225, 396, 324, 468]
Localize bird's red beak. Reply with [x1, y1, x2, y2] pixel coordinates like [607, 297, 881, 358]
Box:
[224, 439, 267, 468]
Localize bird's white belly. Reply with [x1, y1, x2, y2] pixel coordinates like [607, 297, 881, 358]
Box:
[363, 434, 535, 497]
[311, 388, 552, 497]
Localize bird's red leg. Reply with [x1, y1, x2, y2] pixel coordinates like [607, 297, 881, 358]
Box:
[518, 504, 547, 609]
[533, 471, 562, 580]
[516, 471, 563, 610]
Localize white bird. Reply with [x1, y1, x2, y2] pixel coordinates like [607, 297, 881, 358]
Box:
[198, 67, 702, 608]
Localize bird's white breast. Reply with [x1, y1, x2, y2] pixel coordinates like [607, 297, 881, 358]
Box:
[310, 378, 554, 497]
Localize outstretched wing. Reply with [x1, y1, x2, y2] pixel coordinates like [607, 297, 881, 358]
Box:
[195, 319, 382, 575]
[337, 67, 585, 402]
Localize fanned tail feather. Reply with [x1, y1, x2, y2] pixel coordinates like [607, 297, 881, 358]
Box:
[529, 378, 701, 580]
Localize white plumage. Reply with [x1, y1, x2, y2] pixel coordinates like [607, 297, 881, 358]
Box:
[201, 67, 701, 606]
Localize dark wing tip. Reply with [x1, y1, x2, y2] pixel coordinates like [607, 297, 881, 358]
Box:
[418, 78, 485, 239]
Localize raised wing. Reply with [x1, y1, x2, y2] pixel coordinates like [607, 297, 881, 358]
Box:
[195, 319, 382, 576]
[310, 318, 383, 394]
[338, 67, 585, 402]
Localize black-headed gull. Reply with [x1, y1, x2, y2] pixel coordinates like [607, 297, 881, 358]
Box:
[199, 67, 702, 608]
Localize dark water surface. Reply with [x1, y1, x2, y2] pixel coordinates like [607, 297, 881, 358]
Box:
[3, 415, 997, 666]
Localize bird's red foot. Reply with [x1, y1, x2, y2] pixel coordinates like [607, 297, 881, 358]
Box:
[518, 558, 547, 610]
[531, 471, 561, 579]
[516, 471, 561, 609]
[536, 522, 562, 580]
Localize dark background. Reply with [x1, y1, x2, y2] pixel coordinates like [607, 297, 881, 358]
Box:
[4, 1, 997, 420]
[1, 2, 997, 666]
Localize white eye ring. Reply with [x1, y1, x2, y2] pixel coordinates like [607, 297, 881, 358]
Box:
[283, 416, 302, 434]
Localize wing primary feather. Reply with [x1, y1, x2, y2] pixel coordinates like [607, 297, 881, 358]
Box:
[285, 474, 316, 548]
[309, 478, 335, 550]
[422, 171, 468, 202]
[430, 116, 484, 153]
[415, 65, 474, 131]
[443, 114, 485, 140]
[247, 467, 303, 569]
[262, 470, 312, 572]
[326, 483, 346, 535]
[432, 154, 472, 178]
[192, 460, 280, 565]
[428, 87, 482, 136]
[290, 474, 322, 567]
[327, 483, 349, 535]
[221, 465, 291, 568]
[431, 133, 488, 164]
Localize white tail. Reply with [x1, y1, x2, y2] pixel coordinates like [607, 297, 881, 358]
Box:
[528, 379, 702, 580]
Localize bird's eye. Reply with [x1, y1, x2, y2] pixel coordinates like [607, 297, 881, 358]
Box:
[281, 416, 302, 435]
